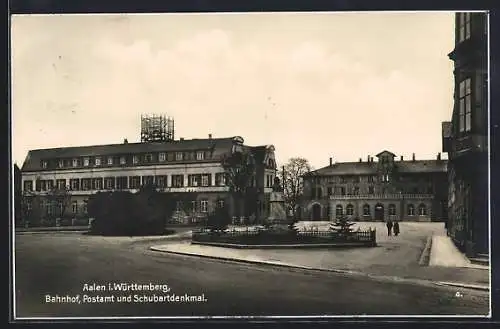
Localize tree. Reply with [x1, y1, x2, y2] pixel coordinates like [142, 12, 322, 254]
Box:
[46, 185, 72, 220]
[279, 157, 312, 220]
[221, 150, 256, 219]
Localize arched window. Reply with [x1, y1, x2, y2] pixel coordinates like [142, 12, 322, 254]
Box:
[418, 204, 427, 216]
[407, 204, 415, 216]
[389, 204, 396, 216]
[335, 205, 343, 218]
[346, 204, 354, 216]
[363, 204, 370, 216]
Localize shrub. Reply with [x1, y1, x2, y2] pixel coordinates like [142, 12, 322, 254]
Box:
[206, 206, 231, 232]
[88, 189, 174, 236]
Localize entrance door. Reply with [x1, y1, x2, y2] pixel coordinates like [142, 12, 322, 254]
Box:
[375, 204, 385, 221]
[312, 204, 321, 221]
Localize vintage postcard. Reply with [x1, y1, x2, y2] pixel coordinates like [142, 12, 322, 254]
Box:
[10, 11, 491, 320]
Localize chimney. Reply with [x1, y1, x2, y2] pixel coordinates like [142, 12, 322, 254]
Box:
[367, 155, 370, 162]
[370, 157, 374, 163]
[412, 153, 416, 161]
[180, 137, 184, 141]
[123, 138, 128, 144]
[400, 155, 403, 161]
[437, 152, 441, 160]
[329, 157, 333, 166]
[359, 158, 362, 162]
[208, 134, 212, 139]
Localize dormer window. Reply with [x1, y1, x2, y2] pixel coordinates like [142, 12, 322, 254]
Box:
[133, 155, 139, 164]
[159, 152, 166, 162]
[107, 157, 113, 165]
[72, 158, 78, 167]
[196, 151, 205, 160]
[120, 156, 126, 165]
[95, 157, 101, 166]
[58, 160, 64, 168]
[41, 160, 48, 169]
[145, 154, 153, 163]
[175, 152, 183, 161]
[83, 157, 90, 167]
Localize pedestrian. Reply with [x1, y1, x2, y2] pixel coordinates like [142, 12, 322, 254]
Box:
[393, 221, 400, 236]
[386, 220, 393, 236]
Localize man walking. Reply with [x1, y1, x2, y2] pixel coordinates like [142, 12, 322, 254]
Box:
[386, 220, 393, 236]
[393, 221, 400, 236]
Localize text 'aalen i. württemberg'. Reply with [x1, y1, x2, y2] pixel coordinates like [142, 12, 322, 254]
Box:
[44, 282, 208, 304]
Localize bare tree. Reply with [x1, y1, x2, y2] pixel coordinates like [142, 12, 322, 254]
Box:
[279, 157, 313, 220]
[221, 150, 256, 219]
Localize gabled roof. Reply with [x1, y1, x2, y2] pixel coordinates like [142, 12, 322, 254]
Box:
[21, 137, 242, 172]
[306, 159, 447, 176]
[376, 150, 396, 158]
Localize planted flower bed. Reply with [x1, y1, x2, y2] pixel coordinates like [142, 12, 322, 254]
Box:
[191, 226, 376, 246]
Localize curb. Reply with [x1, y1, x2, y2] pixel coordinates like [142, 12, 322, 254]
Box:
[418, 235, 433, 266]
[191, 241, 376, 249]
[434, 281, 489, 292]
[150, 246, 485, 292]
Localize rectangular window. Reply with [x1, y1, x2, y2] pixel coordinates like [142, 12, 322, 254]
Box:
[116, 176, 128, 189]
[83, 157, 90, 166]
[188, 174, 201, 187]
[41, 161, 48, 169]
[155, 175, 168, 188]
[133, 155, 139, 165]
[93, 178, 103, 190]
[459, 77, 472, 133]
[104, 177, 115, 189]
[70, 179, 80, 190]
[120, 156, 126, 165]
[368, 176, 375, 183]
[129, 176, 141, 189]
[196, 151, 205, 160]
[200, 200, 208, 213]
[58, 160, 64, 168]
[327, 187, 332, 196]
[172, 175, 184, 188]
[215, 173, 225, 186]
[142, 175, 154, 186]
[159, 152, 166, 162]
[81, 178, 91, 191]
[72, 158, 78, 167]
[145, 154, 153, 163]
[217, 199, 225, 209]
[23, 181, 33, 191]
[107, 157, 113, 165]
[340, 187, 345, 196]
[56, 179, 66, 189]
[72, 201, 78, 214]
[175, 152, 183, 161]
[95, 157, 101, 166]
[353, 186, 360, 195]
[368, 186, 374, 194]
[459, 12, 471, 42]
[201, 174, 211, 187]
[191, 201, 197, 212]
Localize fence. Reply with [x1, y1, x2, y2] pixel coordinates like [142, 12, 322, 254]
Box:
[192, 227, 376, 245]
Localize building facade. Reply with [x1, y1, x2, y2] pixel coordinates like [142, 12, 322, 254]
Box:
[20, 135, 277, 225]
[301, 151, 448, 222]
[442, 12, 488, 256]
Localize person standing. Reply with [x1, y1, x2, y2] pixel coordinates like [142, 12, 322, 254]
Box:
[386, 220, 393, 236]
[393, 221, 400, 236]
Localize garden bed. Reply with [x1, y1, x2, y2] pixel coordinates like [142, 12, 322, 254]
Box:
[191, 229, 376, 247]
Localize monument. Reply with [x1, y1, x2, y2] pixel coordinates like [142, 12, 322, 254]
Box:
[267, 177, 287, 225]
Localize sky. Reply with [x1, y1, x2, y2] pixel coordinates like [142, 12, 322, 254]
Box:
[11, 12, 455, 170]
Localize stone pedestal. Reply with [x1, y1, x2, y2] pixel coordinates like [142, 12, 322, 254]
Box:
[267, 192, 287, 224]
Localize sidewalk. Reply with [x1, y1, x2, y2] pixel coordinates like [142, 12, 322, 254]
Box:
[429, 235, 488, 270]
[150, 223, 489, 291]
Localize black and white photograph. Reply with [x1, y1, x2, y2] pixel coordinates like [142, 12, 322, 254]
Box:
[10, 10, 491, 320]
